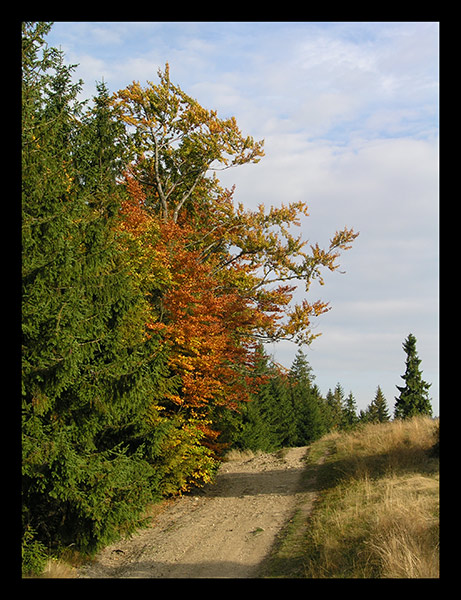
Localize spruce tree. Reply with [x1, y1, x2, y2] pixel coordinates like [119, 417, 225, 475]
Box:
[324, 389, 340, 431]
[289, 349, 326, 444]
[238, 381, 275, 452]
[235, 345, 273, 451]
[271, 374, 298, 448]
[290, 349, 314, 387]
[235, 347, 299, 451]
[368, 386, 390, 423]
[342, 391, 359, 429]
[22, 23, 174, 562]
[324, 383, 345, 431]
[394, 333, 432, 419]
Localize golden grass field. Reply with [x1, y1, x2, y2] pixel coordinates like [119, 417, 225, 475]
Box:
[299, 416, 439, 578]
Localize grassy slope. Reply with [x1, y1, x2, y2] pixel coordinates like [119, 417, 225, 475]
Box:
[263, 416, 439, 579]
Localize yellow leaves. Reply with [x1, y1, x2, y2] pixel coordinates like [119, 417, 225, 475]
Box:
[121, 114, 140, 127]
[113, 65, 265, 222]
[147, 403, 166, 425]
[330, 227, 359, 252]
[165, 393, 184, 406]
[304, 227, 359, 287]
[282, 299, 331, 345]
[146, 321, 167, 333]
[64, 169, 73, 193]
[207, 117, 224, 135]
[31, 133, 40, 149]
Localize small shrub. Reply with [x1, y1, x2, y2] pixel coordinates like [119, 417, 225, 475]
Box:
[22, 527, 48, 577]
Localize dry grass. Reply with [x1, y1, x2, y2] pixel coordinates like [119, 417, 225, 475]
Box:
[223, 448, 262, 462]
[37, 558, 79, 579]
[302, 417, 439, 578]
[365, 474, 439, 578]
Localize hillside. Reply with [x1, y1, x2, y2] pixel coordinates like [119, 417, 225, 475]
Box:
[265, 415, 439, 578]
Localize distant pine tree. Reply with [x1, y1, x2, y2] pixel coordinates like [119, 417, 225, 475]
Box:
[326, 383, 345, 430]
[342, 391, 359, 429]
[394, 334, 432, 419]
[289, 349, 315, 386]
[368, 386, 390, 423]
[289, 349, 326, 443]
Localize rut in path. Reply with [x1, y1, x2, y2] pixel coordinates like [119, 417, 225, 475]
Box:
[77, 446, 322, 579]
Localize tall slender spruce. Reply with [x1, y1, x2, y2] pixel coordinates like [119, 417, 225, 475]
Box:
[394, 333, 432, 419]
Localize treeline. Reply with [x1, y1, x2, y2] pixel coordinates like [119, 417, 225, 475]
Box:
[225, 336, 433, 450]
[22, 22, 361, 574]
[222, 346, 394, 455]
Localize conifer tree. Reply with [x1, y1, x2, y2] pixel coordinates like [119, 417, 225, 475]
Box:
[394, 333, 432, 419]
[234, 347, 297, 451]
[290, 348, 314, 386]
[22, 23, 173, 561]
[236, 347, 275, 451]
[271, 374, 298, 448]
[342, 391, 359, 429]
[324, 390, 337, 431]
[324, 383, 345, 430]
[367, 386, 390, 423]
[237, 396, 270, 452]
[289, 349, 326, 443]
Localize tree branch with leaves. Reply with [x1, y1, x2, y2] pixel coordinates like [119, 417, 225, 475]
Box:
[114, 64, 264, 222]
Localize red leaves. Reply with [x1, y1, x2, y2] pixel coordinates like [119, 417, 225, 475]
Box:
[118, 186, 253, 416]
[158, 220, 251, 410]
[118, 171, 358, 418]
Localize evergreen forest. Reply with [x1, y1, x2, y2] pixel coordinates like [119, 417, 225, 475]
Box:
[21, 23, 432, 575]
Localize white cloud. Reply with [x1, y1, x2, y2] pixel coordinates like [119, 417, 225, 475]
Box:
[86, 25, 125, 46]
[68, 53, 108, 85]
[44, 21, 439, 415]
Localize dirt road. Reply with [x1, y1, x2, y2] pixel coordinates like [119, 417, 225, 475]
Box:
[77, 446, 318, 578]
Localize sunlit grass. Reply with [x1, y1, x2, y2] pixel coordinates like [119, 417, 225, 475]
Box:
[301, 417, 439, 578]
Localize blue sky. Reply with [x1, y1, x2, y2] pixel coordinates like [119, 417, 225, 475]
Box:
[46, 21, 439, 416]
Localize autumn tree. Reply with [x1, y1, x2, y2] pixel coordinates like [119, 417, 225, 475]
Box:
[115, 65, 358, 349]
[118, 176, 256, 457]
[114, 63, 264, 223]
[113, 65, 358, 465]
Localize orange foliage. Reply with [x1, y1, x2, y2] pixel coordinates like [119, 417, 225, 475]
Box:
[153, 219, 255, 412]
[118, 170, 358, 426]
[118, 173, 256, 423]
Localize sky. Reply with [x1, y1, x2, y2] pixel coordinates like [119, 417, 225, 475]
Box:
[45, 21, 439, 416]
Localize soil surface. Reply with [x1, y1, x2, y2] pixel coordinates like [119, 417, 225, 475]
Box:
[77, 446, 319, 579]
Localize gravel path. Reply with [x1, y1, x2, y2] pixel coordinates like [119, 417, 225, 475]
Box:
[77, 446, 317, 578]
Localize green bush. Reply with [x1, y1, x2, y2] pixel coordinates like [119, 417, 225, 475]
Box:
[22, 527, 48, 577]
